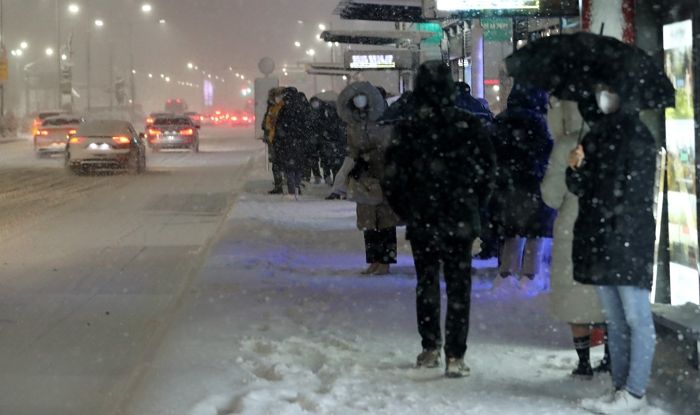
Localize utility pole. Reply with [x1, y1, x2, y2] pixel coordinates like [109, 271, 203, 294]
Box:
[1, 0, 5, 117]
[56, 0, 62, 109]
[86, 32, 91, 111]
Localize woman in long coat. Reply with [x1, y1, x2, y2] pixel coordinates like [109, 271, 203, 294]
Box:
[567, 85, 657, 412]
[542, 99, 607, 378]
[338, 82, 399, 275]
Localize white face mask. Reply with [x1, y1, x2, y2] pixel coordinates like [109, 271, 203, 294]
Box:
[596, 90, 621, 114]
[353, 94, 369, 109]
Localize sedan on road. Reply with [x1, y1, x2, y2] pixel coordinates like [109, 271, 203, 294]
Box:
[34, 115, 83, 157]
[65, 120, 147, 175]
[147, 116, 200, 152]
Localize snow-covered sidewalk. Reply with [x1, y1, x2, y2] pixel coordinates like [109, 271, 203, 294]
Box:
[124, 167, 677, 415]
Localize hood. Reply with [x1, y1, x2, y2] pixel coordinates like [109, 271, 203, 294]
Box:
[413, 60, 456, 108]
[337, 82, 387, 124]
[507, 84, 549, 114]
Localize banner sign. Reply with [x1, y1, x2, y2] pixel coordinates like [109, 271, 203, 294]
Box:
[344, 50, 416, 71]
[482, 17, 513, 42]
[423, 0, 579, 18]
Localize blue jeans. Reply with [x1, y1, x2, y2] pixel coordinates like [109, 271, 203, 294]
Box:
[597, 286, 656, 397]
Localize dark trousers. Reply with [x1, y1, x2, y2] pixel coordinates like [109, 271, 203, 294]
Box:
[285, 167, 302, 194]
[364, 228, 397, 264]
[411, 236, 474, 359]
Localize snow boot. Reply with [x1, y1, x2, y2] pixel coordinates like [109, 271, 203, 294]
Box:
[445, 357, 470, 378]
[416, 349, 440, 368]
[571, 362, 594, 379]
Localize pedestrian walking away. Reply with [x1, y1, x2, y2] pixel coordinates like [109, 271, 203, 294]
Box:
[383, 61, 496, 378]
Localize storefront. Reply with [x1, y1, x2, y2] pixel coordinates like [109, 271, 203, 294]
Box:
[636, 0, 700, 306]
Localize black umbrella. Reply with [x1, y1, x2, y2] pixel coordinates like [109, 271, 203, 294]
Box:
[505, 32, 675, 110]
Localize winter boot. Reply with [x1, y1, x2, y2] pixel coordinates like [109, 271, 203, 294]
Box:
[445, 357, 471, 378]
[571, 362, 594, 379]
[361, 263, 379, 275]
[416, 349, 440, 368]
[594, 343, 611, 374]
[372, 264, 390, 275]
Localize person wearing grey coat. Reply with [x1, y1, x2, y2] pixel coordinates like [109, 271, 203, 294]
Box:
[541, 99, 609, 378]
[338, 82, 400, 275]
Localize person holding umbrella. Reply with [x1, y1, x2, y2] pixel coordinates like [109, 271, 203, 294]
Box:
[567, 84, 658, 413]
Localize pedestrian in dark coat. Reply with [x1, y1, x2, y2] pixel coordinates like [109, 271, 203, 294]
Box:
[274, 88, 308, 196]
[311, 97, 347, 185]
[262, 88, 286, 194]
[383, 61, 496, 378]
[491, 83, 555, 291]
[568, 85, 658, 412]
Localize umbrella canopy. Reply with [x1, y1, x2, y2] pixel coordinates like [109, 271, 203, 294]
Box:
[505, 32, 675, 110]
[337, 82, 387, 124]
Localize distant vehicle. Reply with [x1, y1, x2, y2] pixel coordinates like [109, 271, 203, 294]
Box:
[34, 115, 83, 157]
[146, 112, 173, 126]
[184, 111, 203, 127]
[165, 99, 188, 114]
[147, 115, 200, 152]
[65, 120, 146, 175]
[230, 110, 255, 127]
[32, 110, 69, 136]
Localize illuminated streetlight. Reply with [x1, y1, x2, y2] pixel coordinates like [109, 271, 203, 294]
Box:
[20, 41, 28, 49]
[159, 19, 166, 25]
[294, 41, 301, 48]
[45, 47, 55, 57]
[94, 19, 104, 27]
[141, 3, 153, 13]
[306, 49, 316, 57]
[319, 23, 327, 31]
[68, 3, 80, 14]
[187, 62, 194, 69]
[165, 76, 171, 82]
[132, 69, 137, 74]
[148, 73, 153, 78]
[61, 54, 68, 61]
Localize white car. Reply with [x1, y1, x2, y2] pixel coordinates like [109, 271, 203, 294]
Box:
[34, 115, 83, 157]
[65, 120, 146, 175]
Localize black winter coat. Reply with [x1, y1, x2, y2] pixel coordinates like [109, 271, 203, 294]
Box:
[493, 85, 555, 238]
[275, 91, 310, 171]
[566, 112, 657, 290]
[383, 62, 496, 244]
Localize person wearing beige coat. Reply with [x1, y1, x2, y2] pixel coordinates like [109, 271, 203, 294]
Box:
[541, 100, 608, 378]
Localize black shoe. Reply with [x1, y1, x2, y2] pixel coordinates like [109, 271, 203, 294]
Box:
[571, 363, 594, 379]
[593, 359, 611, 374]
[268, 188, 283, 195]
[325, 193, 341, 200]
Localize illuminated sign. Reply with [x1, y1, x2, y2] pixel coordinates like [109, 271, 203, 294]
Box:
[344, 50, 416, 71]
[423, 0, 579, 18]
[663, 19, 699, 306]
[436, 0, 539, 11]
[350, 54, 396, 69]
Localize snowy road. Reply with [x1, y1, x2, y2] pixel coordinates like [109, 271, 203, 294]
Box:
[0, 127, 264, 415]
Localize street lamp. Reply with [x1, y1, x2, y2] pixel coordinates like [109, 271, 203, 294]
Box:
[20, 41, 28, 49]
[94, 19, 104, 27]
[187, 62, 194, 69]
[45, 48, 55, 57]
[68, 3, 80, 14]
[141, 3, 153, 13]
[319, 23, 327, 31]
[159, 19, 166, 25]
[294, 41, 301, 48]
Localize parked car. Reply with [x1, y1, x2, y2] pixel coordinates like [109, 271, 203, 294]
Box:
[65, 120, 146, 175]
[34, 115, 83, 157]
[147, 115, 200, 152]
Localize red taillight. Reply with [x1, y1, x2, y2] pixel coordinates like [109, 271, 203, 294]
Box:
[68, 129, 77, 135]
[69, 136, 85, 144]
[180, 128, 194, 136]
[148, 128, 161, 136]
[232, 116, 238, 121]
[112, 136, 131, 146]
[38, 130, 49, 136]
[146, 117, 154, 125]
